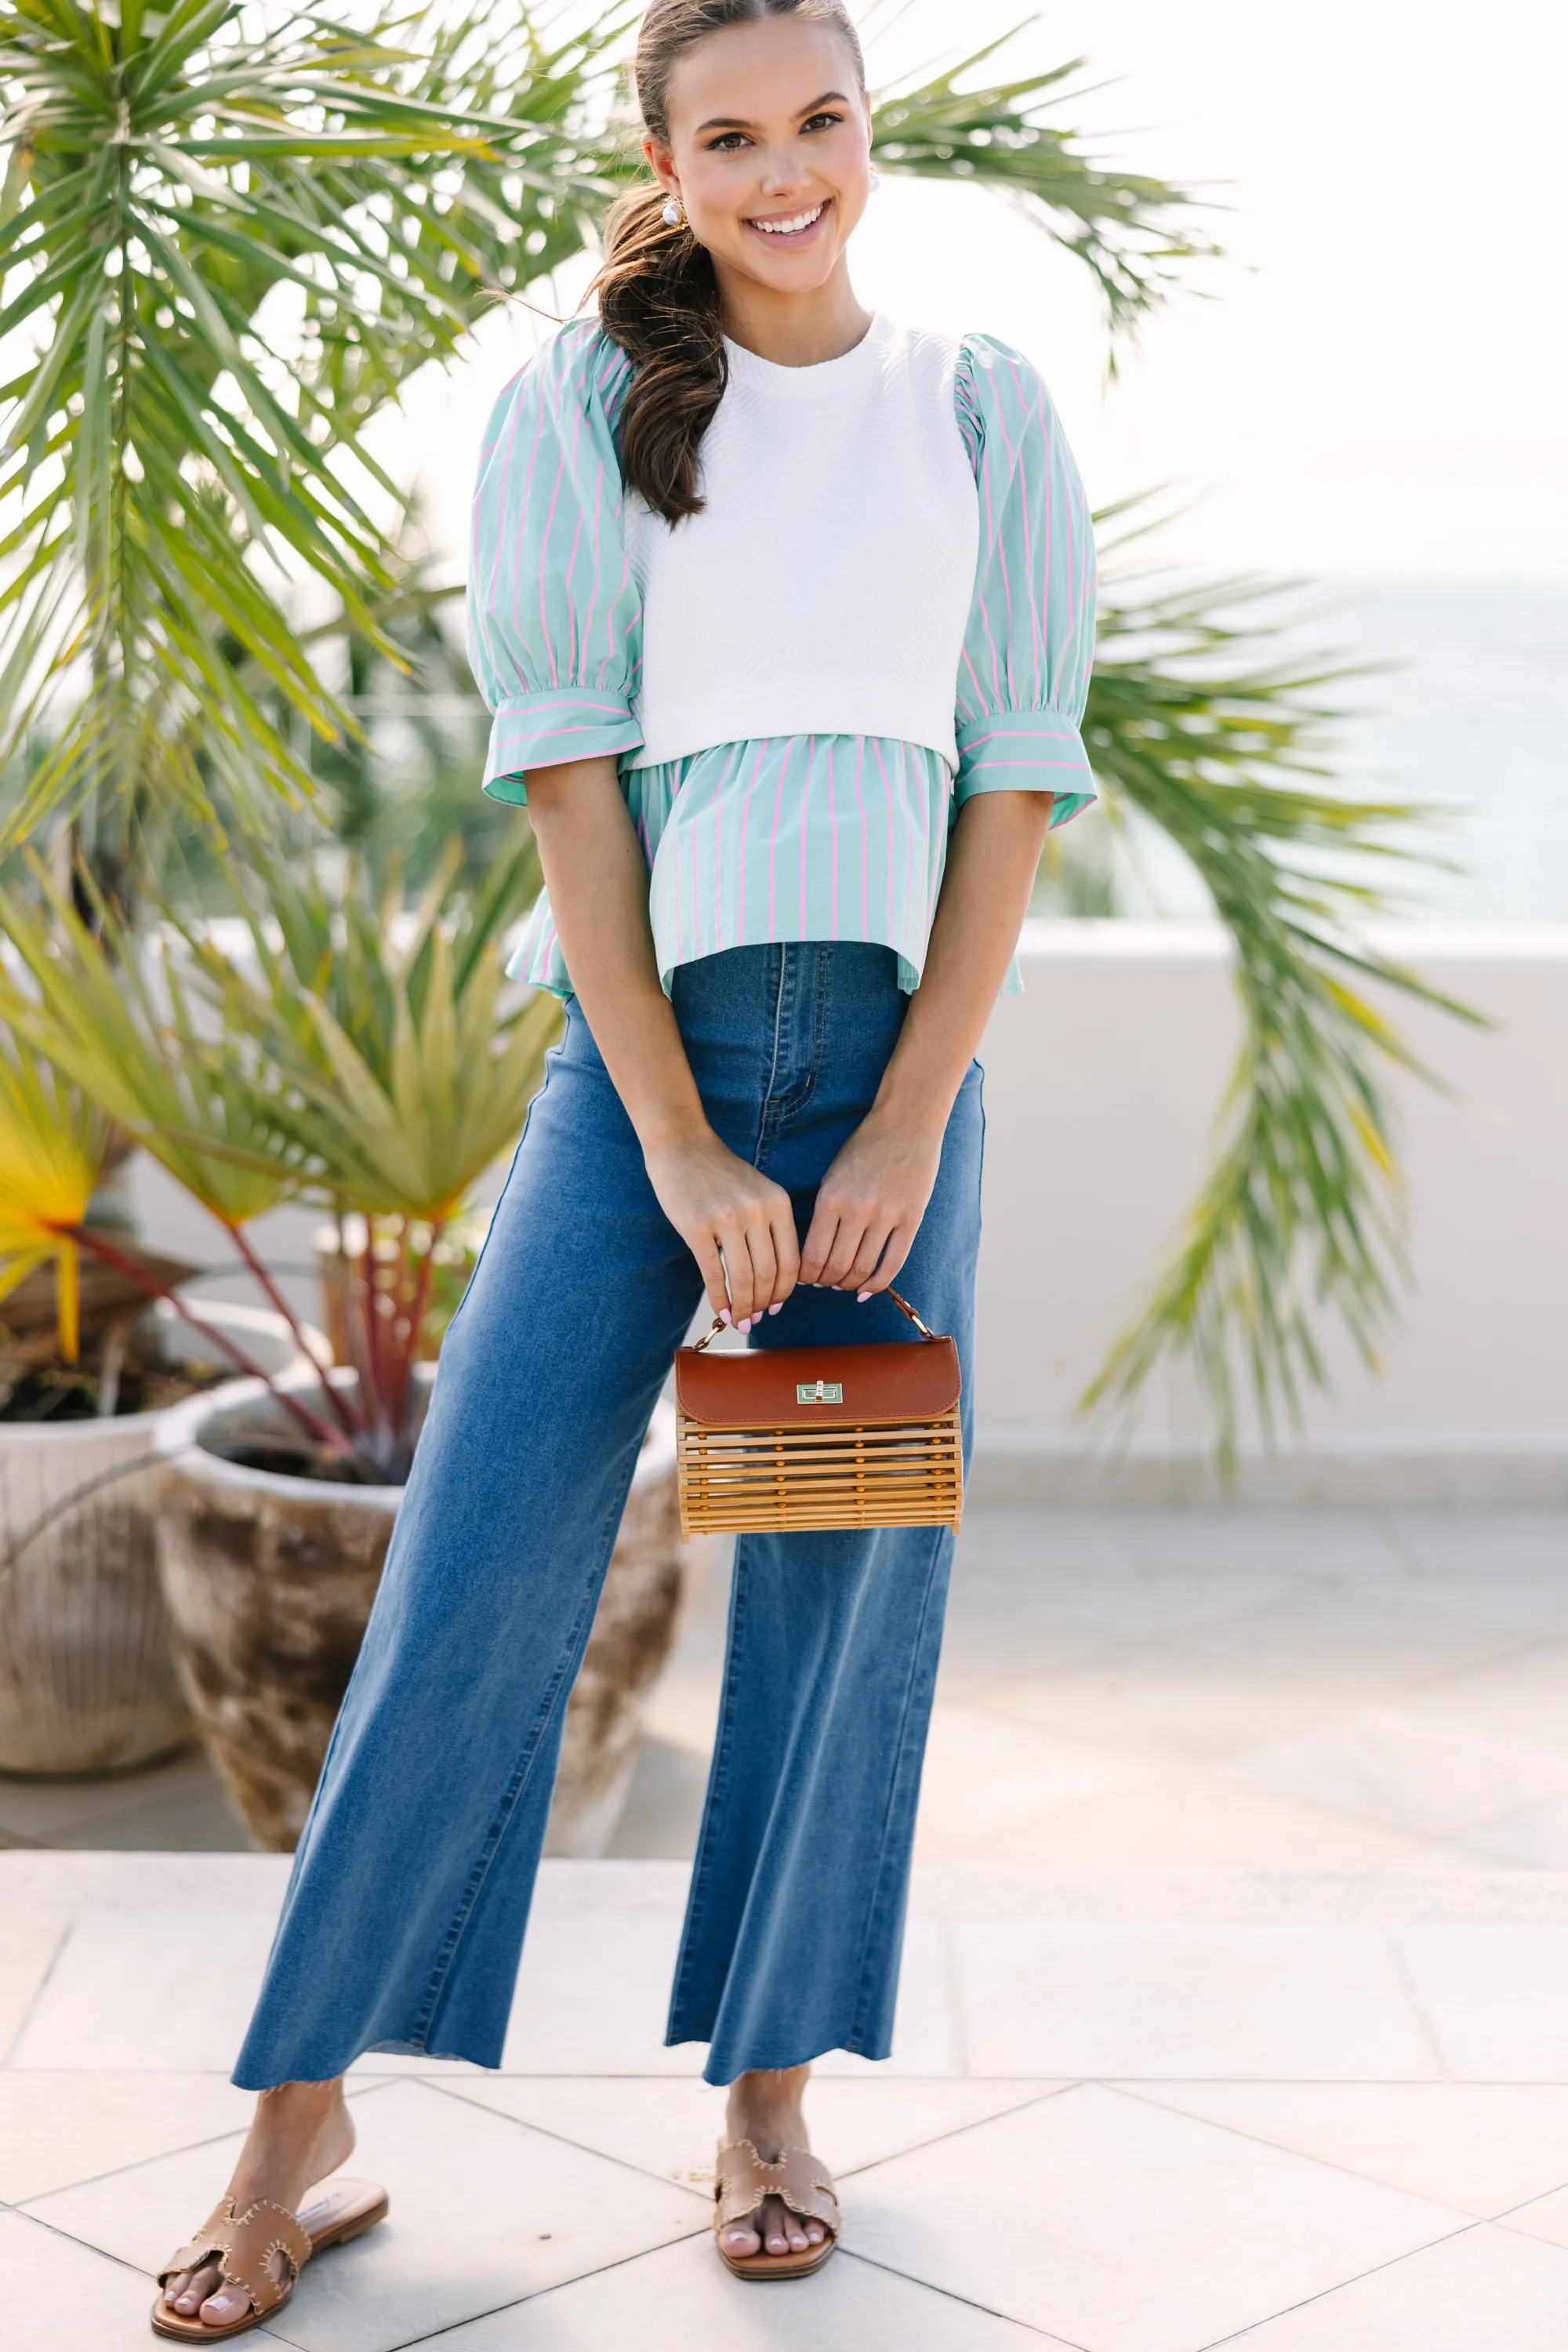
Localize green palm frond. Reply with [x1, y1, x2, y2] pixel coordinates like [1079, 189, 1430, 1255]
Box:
[869, 39, 1213, 332]
[1079, 527, 1483, 1456]
[0, 860, 309, 1226]
[0, 0, 630, 853]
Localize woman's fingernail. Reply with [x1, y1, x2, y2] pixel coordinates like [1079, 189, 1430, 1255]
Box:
[768, 1302, 782, 1315]
[858, 1290, 872, 1303]
[718, 1308, 731, 1325]
[739, 1316, 753, 1332]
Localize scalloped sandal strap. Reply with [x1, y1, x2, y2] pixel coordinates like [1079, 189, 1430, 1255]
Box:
[158, 2196, 312, 2319]
[714, 2141, 839, 2241]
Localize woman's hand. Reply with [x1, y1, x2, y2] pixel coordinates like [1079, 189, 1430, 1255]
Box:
[798, 1108, 945, 1298]
[644, 1127, 800, 1331]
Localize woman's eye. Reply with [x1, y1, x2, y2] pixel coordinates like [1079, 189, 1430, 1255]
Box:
[803, 111, 844, 133]
[706, 132, 751, 152]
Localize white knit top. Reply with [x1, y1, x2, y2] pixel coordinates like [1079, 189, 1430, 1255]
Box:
[621, 313, 981, 771]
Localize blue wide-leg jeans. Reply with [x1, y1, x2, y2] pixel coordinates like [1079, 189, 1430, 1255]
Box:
[234, 942, 982, 2091]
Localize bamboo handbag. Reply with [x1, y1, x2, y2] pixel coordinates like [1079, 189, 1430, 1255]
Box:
[674, 1288, 963, 1539]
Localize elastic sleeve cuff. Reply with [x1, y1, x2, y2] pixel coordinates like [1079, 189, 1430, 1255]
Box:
[955, 710, 1097, 823]
[482, 689, 644, 803]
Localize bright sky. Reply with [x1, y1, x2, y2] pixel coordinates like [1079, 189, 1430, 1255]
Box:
[387, 0, 1568, 589]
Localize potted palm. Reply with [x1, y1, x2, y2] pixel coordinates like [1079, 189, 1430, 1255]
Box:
[0, 1032, 321, 1773]
[0, 841, 695, 1852]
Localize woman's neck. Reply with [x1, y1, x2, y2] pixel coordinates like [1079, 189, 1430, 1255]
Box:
[717, 257, 873, 369]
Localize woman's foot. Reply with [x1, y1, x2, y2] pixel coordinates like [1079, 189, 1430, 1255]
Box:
[161, 2079, 354, 2331]
[718, 2064, 827, 2261]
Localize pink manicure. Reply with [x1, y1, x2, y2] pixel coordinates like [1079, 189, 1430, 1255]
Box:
[718, 1308, 731, 1325]
[857, 1290, 871, 1303]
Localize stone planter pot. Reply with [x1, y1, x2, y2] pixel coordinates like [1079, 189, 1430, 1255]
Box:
[154, 1367, 692, 1856]
[0, 1301, 321, 1776]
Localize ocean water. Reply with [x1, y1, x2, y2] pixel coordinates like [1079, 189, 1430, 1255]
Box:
[1065, 581, 1568, 925]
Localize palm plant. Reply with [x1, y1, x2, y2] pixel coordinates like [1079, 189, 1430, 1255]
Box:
[0, 1, 1463, 1451]
[0, 1022, 107, 1357]
[0, 834, 560, 1474]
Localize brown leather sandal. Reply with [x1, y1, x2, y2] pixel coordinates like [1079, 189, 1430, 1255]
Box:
[713, 2139, 839, 2281]
[150, 2176, 388, 2340]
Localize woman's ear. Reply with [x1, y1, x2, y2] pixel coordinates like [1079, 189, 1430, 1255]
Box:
[642, 132, 680, 203]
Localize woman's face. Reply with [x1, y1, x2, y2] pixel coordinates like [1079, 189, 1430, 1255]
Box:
[645, 16, 873, 297]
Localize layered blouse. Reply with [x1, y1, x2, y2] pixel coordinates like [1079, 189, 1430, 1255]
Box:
[468, 317, 1097, 996]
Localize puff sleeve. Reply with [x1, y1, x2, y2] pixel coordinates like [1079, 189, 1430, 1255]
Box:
[469, 320, 644, 799]
[952, 336, 1098, 824]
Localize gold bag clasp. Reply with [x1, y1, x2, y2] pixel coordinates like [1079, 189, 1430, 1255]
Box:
[796, 1380, 844, 1404]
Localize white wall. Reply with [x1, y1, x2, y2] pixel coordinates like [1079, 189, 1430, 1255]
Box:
[974, 924, 1568, 1501]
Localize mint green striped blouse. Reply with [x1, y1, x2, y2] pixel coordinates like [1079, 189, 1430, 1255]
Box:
[469, 318, 1096, 996]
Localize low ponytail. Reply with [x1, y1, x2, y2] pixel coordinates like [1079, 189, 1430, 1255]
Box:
[591, 0, 867, 525]
[594, 183, 728, 526]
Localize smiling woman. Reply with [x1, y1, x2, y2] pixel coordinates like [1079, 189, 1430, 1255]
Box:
[148, 1, 1098, 2337]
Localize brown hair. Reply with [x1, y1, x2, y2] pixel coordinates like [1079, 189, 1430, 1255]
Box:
[593, 0, 867, 524]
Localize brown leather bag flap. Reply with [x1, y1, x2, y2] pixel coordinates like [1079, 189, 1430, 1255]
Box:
[675, 1337, 960, 1429]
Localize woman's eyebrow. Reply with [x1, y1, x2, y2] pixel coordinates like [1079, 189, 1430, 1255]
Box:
[695, 90, 851, 133]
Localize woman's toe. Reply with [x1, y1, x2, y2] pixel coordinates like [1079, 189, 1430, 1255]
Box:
[804, 2220, 826, 2245]
[722, 2217, 761, 2257]
[201, 2283, 253, 2325]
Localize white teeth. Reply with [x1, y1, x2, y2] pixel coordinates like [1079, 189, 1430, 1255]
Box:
[753, 204, 824, 236]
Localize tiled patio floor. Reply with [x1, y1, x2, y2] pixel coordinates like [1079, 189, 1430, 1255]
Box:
[5, 1506, 1568, 2347]
[11, 1857, 1568, 2347]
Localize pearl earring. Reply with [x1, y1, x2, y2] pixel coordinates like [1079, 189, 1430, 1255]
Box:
[661, 196, 684, 227]
[868, 164, 881, 192]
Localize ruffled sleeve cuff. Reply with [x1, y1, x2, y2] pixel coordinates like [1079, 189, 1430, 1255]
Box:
[482, 689, 644, 804]
[954, 709, 1097, 826]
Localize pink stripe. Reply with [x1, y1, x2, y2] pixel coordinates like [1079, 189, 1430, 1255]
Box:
[800, 736, 815, 939]
[872, 736, 895, 942]
[1004, 359, 1048, 683]
[535, 452, 567, 690]
[736, 739, 768, 936]
[767, 741, 789, 935]
[826, 739, 838, 937]
[713, 771, 724, 952]
[852, 735, 869, 935]
[690, 790, 702, 958]
[483, 385, 532, 678]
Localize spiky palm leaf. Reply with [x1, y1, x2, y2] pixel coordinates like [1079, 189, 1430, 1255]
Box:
[0, 1023, 107, 1356]
[0, 0, 631, 858]
[1078, 526, 1481, 1453]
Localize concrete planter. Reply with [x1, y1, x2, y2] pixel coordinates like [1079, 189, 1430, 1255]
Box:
[0, 1302, 318, 1776]
[154, 1367, 691, 1856]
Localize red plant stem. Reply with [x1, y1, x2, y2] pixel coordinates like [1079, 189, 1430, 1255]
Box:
[66, 1228, 356, 1463]
[358, 1222, 390, 1451]
[229, 1223, 360, 1446]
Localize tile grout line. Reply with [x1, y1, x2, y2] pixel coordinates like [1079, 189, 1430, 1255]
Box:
[1, 1911, 72, 2070]
[1104, 2079, 1501, 2218]
[1388, 1920, 1452, 2083]
[837, 2245, 1087, 2347]
[12, 2077, 400, 2212]
[1196, 2214, 1496, 2349]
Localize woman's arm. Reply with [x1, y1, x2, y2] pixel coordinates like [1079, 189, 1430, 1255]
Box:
[798, 789, 1054, 1296]
[525, 757, 799, 1330]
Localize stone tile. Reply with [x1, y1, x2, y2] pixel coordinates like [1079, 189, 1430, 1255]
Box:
[846, 2081, 1467, 2350]
[977, 1764, 1417, 1870]
[427, 2233, 1055, 2350]
[447, 2074, 1058, 2188]
[1129, 1508, 1406, 1581]
[24, 2077, 706, 2352]
[0, 2069, 254, 2201]
[914, 1706, 1150, 1853]
[1404, 1926, 1568, 2080]
[1228, 1708, 1568, 1840]
[1384, 1511, 1568, 1580]
[982, 1584, 1527, 1764]
[500, 1907, 692, 2076]
[9, 1907, 276, 2071]
[0, 1910, 64, 2058]
[1134, 2083, 1568, 2217]
[1228, 2222, 1568, 2350]
[1501, 2184, 1568, 2251]
[1395, 1646, 1568, 1757]
[501, 1909, 963, 2077]
[0, 1748, 248, 1852]
[1417, 1791, 1568, 1870]
[2, 2204, 168, 2352]
[953, 1922, 1439, 2079]
[601, 1737, 711, 1862]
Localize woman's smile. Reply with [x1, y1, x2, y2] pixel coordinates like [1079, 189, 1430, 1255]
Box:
[745, 198, 829, 245]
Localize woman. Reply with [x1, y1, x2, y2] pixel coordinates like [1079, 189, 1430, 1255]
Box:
[153, 0, 1095, 2332]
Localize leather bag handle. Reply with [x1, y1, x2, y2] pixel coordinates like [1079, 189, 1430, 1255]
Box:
[689, 1285, 938, 1354]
